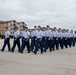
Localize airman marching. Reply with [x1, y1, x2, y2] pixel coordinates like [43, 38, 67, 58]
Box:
[1, 25, 76, 55]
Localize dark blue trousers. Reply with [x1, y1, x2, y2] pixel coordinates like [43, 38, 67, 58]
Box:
[11, 37, 20, 52]
[2, 38, 10, 51]
[34, 38, 43, 54]
[58, 37, 63, 49]
[31, 36, 37, 51]
[50, 38, 54, 51]
[33, 36, 37, 46]
[45, 37, 50, 51]
[75, 38, 76, 43]
[64, 38, 68, 48]
[71, 37, 75, 47]
[67, 38, 71, 47]
[30, 37, 34, 51]
[27, 39, 30, 52]
[20, 38, 30, 53]
[42, 37, 46, 50]
[63, 37, 65, 47]
[53, 37, 59, 50]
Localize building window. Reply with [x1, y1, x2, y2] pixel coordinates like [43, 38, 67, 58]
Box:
[14, 24, 16, 27]
[11, 28, 13, 30]
[11, 32, 12, 34]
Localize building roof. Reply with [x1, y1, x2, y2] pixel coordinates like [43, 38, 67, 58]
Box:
[0, 20, 5, 23]
[18, 22, 27, 25]
[0, 20, 15, 24]
[0, 20, 26, 25]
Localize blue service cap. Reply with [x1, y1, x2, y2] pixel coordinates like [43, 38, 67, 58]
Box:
[23, 26, 27, 28]
[15, 26, 18, 28]
[34, 26, 37, 27]
[38, 26, 41, 28]
[47, 25, 50, 27]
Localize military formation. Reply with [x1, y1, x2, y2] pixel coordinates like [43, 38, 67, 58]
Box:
[1, 25, 76, 54]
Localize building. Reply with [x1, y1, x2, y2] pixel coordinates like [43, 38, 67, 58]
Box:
[0, 20, 26, 36]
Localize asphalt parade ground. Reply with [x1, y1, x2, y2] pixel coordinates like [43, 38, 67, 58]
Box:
[0, 39, 76, 75]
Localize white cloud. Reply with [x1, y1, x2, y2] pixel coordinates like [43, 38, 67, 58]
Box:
[0, 0, 76, 30]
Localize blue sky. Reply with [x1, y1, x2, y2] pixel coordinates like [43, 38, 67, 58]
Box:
[0, 0, 76, 30]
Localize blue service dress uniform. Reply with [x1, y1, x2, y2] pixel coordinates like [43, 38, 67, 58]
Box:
[34, 30, 43, 54]
[41, 30, 46, 51]
[67, 32, 71, 47]
[53, 30, 59, 50]
[58, 31, 63, 49]
[49, 32, 54, 51]
[70, 32, 75, 47]
[1, 31, 10, 51]
[64, 32, 68, 48]
[20, 30, 30, 53]
[45, 29, 51, 51]
[30, 30, 38, 51]
[11, 30, 20, 52]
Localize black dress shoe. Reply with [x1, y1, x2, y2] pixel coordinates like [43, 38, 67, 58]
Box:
[8, 50, 11, 52]
[18, 50, 21, 52]
[56, 48, 58, 50]
[50, 49, 52, 52]
[18, 51, 21, 53]
[45, 50, 46, 52]
[31, 50, 33, 52]
[20, 51, 23, 53]
[33, 52, 37, 54]
[53, 48, 55, 51]
[41, 52, 43, 54]
[1, 50, 4, 52]
[27, 52, 30, 53]
[11, 51, 14, 53]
